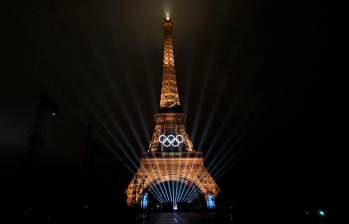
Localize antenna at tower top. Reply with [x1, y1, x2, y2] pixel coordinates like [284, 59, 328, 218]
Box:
[165, 12, 170, 21]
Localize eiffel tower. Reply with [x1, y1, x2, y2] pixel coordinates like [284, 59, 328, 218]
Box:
[126, 17, 219, 208]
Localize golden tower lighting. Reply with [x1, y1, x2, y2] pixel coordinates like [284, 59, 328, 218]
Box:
[125, 17, 219, 207]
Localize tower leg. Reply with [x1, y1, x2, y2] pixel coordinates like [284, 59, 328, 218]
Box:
[141, 192, 148, 209]
[206, 193, 215, 209]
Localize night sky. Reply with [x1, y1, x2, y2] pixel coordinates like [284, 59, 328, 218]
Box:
[2, 0, 344, 222]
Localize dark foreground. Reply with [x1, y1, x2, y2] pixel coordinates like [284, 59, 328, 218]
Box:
[142, 212, 229, 224]
[8, 206, 337, 223]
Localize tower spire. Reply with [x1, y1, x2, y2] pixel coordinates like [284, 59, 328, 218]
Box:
[159, 17, 181, 109]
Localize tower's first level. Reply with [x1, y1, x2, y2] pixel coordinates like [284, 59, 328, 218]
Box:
[126, 153, 219, 206]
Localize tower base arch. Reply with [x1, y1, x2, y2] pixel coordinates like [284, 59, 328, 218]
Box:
[126, 153, 219, 206]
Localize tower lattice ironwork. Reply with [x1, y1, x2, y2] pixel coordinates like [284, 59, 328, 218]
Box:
[125, 18, 219, 207]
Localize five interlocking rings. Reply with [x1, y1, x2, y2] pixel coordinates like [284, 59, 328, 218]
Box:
[159, 135, 184, 147]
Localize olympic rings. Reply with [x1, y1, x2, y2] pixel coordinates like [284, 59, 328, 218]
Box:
[159, 134, 184, 147]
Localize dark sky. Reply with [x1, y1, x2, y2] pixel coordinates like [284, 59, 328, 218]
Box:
[1, 0, 345, 220]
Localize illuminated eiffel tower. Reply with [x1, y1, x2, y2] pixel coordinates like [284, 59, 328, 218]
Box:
[126, 17, 219, 208]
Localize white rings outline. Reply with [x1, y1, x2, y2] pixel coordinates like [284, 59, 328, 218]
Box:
[159, 134, 184, 147]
